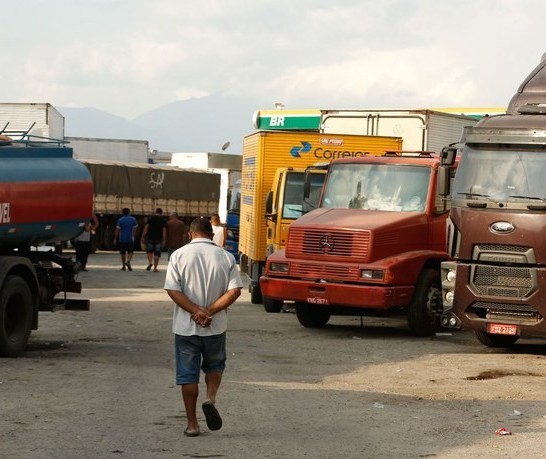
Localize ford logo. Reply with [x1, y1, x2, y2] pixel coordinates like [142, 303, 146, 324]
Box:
[490, 221, 515, 234]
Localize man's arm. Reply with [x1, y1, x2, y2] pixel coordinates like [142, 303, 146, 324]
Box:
[208, 288, 242, 316]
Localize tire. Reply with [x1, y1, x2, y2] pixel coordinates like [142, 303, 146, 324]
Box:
[475, 330, 519, 348]
[263, 297, 283, 313]
[295, 302, 331, 328]
[250, 284, 263, 305]
[407, 268, 442, 337]
[0, 276, 34, 358]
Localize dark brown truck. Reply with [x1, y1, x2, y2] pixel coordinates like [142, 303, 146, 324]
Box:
[440, 54, 546, 347]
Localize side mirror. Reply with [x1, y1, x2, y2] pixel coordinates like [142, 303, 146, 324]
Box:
[265, 191, 273, 215]
[440, 146, 457, 166]
[303, 171, 311, 199]
[437, 166, 452, 197]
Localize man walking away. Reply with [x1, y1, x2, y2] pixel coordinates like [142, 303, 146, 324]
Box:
[164, 217, 243, 437]
[114, 208, 138, 271]
[166, 212, 188, 258]
[141, 208, 167, 272]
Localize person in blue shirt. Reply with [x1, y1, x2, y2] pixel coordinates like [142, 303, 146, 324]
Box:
[114, 208, 138, 271]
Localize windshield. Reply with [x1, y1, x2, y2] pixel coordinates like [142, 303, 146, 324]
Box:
[322, 163, 430, 212]
[282, 172, 326, 218]
[453, 146, 546, 203]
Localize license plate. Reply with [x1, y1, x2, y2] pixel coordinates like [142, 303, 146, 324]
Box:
[487, 323, 518, 336]
[307, 297, 329, 305]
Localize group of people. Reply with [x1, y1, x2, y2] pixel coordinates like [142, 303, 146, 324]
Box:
[113, 208, 227, 272]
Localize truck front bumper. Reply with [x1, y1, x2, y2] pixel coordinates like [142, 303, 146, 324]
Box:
[259, 275, 414, 309]
[441, 261, 546, 335]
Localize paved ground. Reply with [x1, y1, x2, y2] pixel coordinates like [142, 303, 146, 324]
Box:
[1, 251, 546, 458]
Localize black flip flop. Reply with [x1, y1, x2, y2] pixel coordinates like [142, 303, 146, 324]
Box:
[202, 401, 222, 431]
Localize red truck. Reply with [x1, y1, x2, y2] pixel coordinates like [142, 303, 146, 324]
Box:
[259, 152, 458, 336]
[0, 133, 93, 357]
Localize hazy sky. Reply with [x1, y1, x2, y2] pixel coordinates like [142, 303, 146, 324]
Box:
[3, 0, 545, 119]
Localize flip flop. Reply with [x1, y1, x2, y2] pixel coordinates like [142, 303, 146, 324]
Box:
[202, 401, 222, 431]
[184, 427, 200, 437]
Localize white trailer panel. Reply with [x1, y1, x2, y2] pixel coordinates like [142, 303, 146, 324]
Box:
[66, 137, 149, 163]
[0, 102, 64, 140]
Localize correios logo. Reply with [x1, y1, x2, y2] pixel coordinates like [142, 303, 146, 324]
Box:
[290, 142, 312, 157]
[289, 139, 371, 159]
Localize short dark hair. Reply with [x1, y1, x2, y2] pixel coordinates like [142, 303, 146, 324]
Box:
[122, 208, 130, 215]
[189, 217, 213, 236]
[155, 208, 163, 214]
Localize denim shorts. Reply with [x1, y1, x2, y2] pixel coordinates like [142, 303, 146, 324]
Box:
[146, 241, 162, 256]
[175, 333, 226, 385]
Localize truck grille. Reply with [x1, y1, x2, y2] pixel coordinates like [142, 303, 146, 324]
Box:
[472, 244, 535, 264]
[287, 228, 370, 259]
[472, 265, 534, 298]
[476, 244, 529, 253]
[290, 263, 358, 280]
[468, 301, 541, 324]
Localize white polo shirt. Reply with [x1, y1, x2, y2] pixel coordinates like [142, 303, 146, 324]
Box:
[164, 238, 243, 336]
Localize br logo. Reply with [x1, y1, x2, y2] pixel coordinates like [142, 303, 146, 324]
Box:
[290, 141, 312, 158]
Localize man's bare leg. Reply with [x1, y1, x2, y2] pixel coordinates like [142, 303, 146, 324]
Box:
[182, 383, 199, 432]
[205, 371, 223, 404]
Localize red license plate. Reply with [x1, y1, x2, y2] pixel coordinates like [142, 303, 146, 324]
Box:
[487, 323, 518, 336]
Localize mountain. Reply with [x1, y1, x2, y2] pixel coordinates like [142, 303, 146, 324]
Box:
[59, 94, 260, 154]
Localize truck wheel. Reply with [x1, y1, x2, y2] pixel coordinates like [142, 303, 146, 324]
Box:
[263, 297, 283, 313]
[407, 268, 442, 337]
[250, 284, 263, 304]
[0, 276, 34, 358]
[295, 302, 331, 328]
[475, 331, 519, 348]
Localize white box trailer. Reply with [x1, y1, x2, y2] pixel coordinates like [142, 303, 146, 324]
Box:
[0, 102, 64, 140]
[66, 136, 150, 163]
[320, 109, 478, 152]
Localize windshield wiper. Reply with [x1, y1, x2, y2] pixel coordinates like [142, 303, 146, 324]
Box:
[456, 192, 491, 198]
[508, 195, 546, 202]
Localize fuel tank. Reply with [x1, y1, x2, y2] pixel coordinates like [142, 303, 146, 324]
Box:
[0, 144, 93, 249]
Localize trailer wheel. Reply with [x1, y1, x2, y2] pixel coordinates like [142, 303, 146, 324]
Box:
[295, 302, 331, 328]
[250, 284, 263, 305]
[475, 331, 519, 348]
[263, 297, 283, 313]
[0, 276, 34, 358]
[407, 268, 442, 337]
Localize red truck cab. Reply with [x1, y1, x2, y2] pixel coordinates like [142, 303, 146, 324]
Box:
[260, 152, 455, 336]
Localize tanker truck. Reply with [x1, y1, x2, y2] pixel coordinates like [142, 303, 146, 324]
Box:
[0, 134, 93, 357]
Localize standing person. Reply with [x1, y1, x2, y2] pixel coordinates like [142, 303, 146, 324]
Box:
[164, 217, 243, 437]
[114, 208, 138, 271]
[141, 207, 167, 272]
[211, 214, 226, 248]
[74, 213, 99, 271]
[166, 212, 188, 258]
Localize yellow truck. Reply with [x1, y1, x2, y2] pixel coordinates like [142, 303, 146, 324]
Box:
[240, 130, 403, 304]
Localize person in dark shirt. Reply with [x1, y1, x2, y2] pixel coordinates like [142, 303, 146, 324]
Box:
[140, 208, 167, 272]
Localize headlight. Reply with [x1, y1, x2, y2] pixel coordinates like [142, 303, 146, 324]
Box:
[270, 262, 289, 273]
[446, 270, 456, 283]
[445, 291, 454, 304]
[361, 269, 384, 280]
